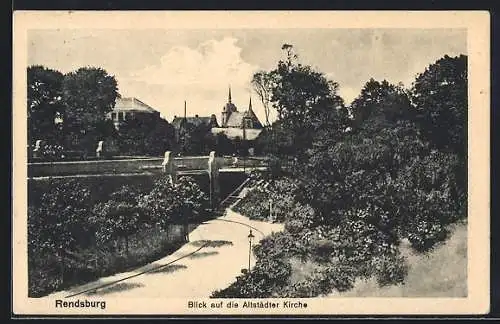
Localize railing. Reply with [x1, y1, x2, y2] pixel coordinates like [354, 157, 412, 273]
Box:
[28, 153, 270, 178]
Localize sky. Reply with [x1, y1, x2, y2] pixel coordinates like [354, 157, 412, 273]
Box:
[28, 28, 466, 124]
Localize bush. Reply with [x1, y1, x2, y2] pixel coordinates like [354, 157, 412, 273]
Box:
[28, 179, 94, 296]
[28, 175, 209, 297]
[90, 185, 143, 254]
[139, 175, 208, 241]
[233, 177, 299, 222]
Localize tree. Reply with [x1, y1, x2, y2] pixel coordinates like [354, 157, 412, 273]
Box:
[139, 176, 208, 242]
[411, 54, 467, 157]
[266, 44, 349, 158]
[178, 122, 214, 155]
[139, 176, 177, 231]
[62, 67, 119, 151]
[252, 70, 276, 127]
[144, 118, 176, 156]
[214, 132, 235, 156]
[171, 177, 208, 241]
[91, 186, 142, 255]
[350, 79, 413, 132]
[28, 179, 92, 284]
[411, 54, 467, 204]
[119, 115, 175, 156]
[27, 65, 64, 144]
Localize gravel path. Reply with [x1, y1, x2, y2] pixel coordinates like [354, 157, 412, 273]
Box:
[43, 209, 283, 299]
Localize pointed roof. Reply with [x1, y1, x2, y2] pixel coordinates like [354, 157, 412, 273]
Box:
[114, 97, 158, 113]
[222, 86, 237, 113]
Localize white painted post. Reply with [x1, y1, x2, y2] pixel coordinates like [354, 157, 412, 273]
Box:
[96, 141, 104, 158]
[33, 139, 44, 158]
[162, 151, 177, 184]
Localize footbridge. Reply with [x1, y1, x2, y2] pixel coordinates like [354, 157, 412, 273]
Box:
[28, 152, 270, 208]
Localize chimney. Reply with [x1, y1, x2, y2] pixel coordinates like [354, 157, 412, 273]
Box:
[184, 100, 187, 119]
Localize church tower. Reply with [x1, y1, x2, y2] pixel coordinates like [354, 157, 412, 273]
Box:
[243, 96, 254, 129]
[221, 85, 237, 127]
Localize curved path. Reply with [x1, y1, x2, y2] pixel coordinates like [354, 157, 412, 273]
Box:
[42, 209, 283, 299]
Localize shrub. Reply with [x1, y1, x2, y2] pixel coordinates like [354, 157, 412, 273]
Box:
[90, 185, 143, 254]
[139, 175, 208, 241]
[28, 179, 93, 254]
[28, 179, 93, 295]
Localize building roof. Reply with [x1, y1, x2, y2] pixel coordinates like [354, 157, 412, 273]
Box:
[172, 115, 218, 129]
[225, 111, 245, 128]
[113, 97, 158, 113]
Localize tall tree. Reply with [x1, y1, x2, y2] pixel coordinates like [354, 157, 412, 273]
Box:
[62, 67, 119, 151]
[272, 44, 348, 134]
[27, 65, 64, 144]
[350, 79, 412, 134]
[411, 54, 467, 157]
[411, 54, 467, 207]
[256, 44, 349, 161]
[252, 71, 276, 127]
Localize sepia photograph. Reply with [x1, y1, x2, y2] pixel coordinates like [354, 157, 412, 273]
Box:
[12, 11, 490, 316]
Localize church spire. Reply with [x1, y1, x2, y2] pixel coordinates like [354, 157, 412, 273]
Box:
[248, 96, 253, 112]
[228, 85, 232, 103]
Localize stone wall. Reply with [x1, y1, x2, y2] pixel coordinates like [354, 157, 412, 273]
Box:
[28, 157, 164, 178]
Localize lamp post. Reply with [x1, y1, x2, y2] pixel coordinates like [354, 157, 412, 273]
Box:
[269, 199, 273, 222]
[247, 229, 255, 273]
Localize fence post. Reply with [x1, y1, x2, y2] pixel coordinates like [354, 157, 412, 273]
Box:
[162, 151, 177, 184]
[32, 139, 44, 159]
[96, 141, 104, 159]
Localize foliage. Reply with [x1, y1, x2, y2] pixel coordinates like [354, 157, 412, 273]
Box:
[28, 175, 209, 297]
[119, 114, 175, 156]
[36, 143, 65, 161]
[253, 45, 350, 160]
[233, 177, 299, 222]
[214, 51, 467, 298]
[28, 179, 93, 254]
[252, 70, 275, 127]
[214, 132, 236, 156]
[211, 232, 293, 298]
[350, 78, 413, 132]
[90, 185, 143, 253]
[61, 67, 119, 151]
[27, 65, 64, 144]
[411, 54, 468, 157]
[139, 176, 208, 240]
[177, 122, 217, 156]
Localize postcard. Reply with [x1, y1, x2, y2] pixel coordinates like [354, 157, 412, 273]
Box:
[12, 10, 490, 316]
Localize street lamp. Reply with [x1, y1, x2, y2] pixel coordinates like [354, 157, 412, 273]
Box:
[247, 229, 255, 273]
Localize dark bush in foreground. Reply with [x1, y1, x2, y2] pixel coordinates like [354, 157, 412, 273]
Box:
[28, 175, 210, 297]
